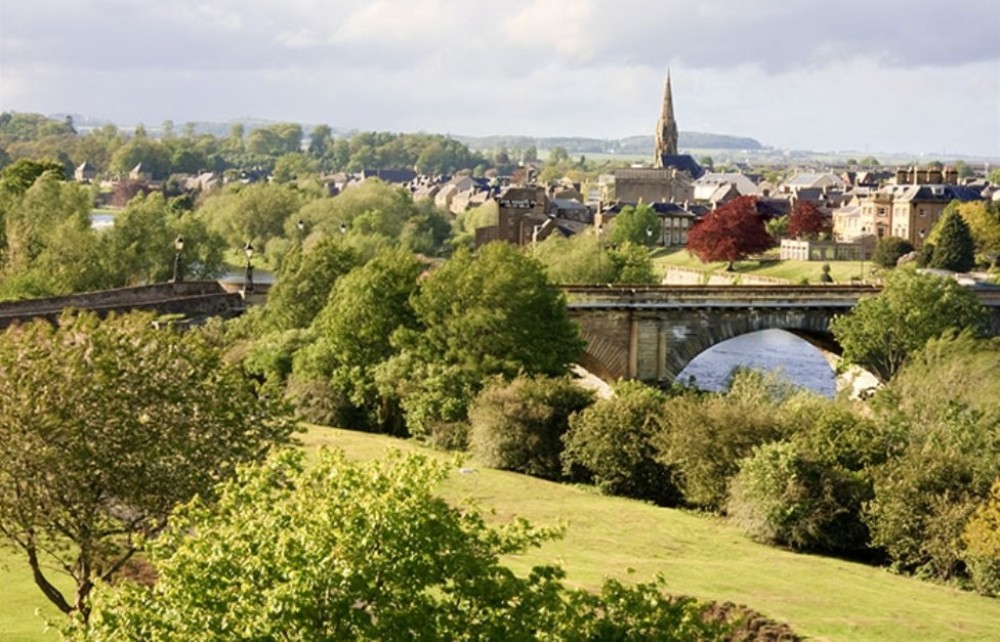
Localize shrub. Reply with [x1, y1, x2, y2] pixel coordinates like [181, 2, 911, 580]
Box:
[872, 236, 914, 268]
[655, 369, 790, 510]
[469, 375, 594, 480]
[561, 381, 680, 505]
[727, 441, 871, 552]
[963, 479, 1000, 595]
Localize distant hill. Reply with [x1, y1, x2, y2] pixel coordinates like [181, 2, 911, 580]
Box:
[454, 132, 764, 154]
[51, 113, 763, 152]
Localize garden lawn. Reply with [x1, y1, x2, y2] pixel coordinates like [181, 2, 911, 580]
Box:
[653, 248, 873, 284]
[4, 425, 998, 641]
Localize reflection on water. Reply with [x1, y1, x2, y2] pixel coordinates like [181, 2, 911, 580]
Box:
[676, 329, 836, 397]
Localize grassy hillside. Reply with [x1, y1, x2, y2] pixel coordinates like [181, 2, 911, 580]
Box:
[4, 425, 999, 641]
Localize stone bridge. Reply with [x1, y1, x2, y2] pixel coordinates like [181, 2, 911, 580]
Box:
[563, 284, 1000, 385]
[0, 281, 250, 329]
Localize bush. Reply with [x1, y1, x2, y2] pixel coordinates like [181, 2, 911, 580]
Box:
[963, 479, 1000, 595]
[872, 236, 914, 268]
[561, 381, 680, 505]
[655, 369, 790, 510]
[727, 441, 871, 552]
[469, 375, 594, 480]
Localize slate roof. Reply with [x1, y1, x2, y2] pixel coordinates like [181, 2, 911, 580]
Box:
[658, 154, 705, 179]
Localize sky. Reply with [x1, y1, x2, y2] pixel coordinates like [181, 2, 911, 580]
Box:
[2, 0, 999, 158]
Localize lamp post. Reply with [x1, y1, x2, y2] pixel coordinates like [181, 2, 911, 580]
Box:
[646, 226, 654, 246]
[243, 240, 254, 294]
[339, 222, 347, 243]
[172, 235, 184, 283]
[296, 219, 306, 244]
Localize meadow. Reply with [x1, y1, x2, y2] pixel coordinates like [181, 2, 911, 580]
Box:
[3, 425, 998, 641]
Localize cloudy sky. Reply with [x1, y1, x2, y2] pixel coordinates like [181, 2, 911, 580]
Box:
[2, 1, 998, 157]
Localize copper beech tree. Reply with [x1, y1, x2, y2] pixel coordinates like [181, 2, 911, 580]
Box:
[686, 196, 774, 269]
[787, 200, 831, 239]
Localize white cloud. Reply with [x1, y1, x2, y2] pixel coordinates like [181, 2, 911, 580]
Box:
[0, 0, 997, 156]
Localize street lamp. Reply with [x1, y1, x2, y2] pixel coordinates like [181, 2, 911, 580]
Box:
[172, 235, 184, 283]
[296, 219, 306, 243]
[646, 226, 654, 246]
[243, 240, 254, 294]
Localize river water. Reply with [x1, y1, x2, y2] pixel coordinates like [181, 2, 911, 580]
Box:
[675, 329, 837, 397]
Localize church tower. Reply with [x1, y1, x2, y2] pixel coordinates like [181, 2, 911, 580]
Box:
[653, 71, 678, 166]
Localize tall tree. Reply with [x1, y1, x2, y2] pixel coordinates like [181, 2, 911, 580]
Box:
[0, 312, 296, 621]
[829, 269, 989, 382]
[295, 248, 426, 432]
[930, 208, 976, 272]
[381, 243, 584, 437]
[686, 196, 774, 269]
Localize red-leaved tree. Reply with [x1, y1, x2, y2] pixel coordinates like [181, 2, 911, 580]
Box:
[686, 196, 774, 268]
[787, 200, 830, 239]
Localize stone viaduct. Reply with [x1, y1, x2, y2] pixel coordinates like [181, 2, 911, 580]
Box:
[563, 284, 1000, 385]
[0, 281, 251, 329]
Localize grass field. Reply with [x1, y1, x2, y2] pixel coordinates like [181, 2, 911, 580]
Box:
[4, 425, 999, 641]
[652, 248, 876, 285]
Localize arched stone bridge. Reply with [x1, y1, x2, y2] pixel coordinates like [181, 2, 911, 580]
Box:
[563, 285, 1000, 385]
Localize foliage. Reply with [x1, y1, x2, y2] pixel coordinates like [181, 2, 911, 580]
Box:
[469, 375, 594, 480]
[872, 236, 914, 269]
[727, 440, 872, 553]
[607, 241, 658, 283]
[197, 182, 307, 250]
[962, 479, 1000, 596]
[787, 200, 829, 239]
[656, 369, 792, 510]
[0, 157, 65, 194]
[451, 200, 498, 249]
[384, 243, 584, 438]
[829, 268, 989, 382]
[609, 203, 661, 246]
[864, 334, 1000, 582]
[295, 248, 425, 433]
[534, 233, 615, 284]
[264, 236, 358, 331]
[71, 448, 726, 641]
[561, 381, 680, 505]
[929, 208, 976, 272]
[947, 200, 1000, 267]
[686, 196, 774, 266]
[0, 312, 296, 621]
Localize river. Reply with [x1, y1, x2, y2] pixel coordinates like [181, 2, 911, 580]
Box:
[675, 329, 837, 397]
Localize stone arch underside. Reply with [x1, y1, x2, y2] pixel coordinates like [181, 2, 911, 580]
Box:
[571, 307, 845, 385]
[661, 309, 840, 383]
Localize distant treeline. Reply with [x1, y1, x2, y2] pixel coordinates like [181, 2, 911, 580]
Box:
[455, 132, 764, 154]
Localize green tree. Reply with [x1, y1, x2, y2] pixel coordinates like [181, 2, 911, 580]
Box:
[829, 269, 989, 382]
[561, 381, 679, 505]
[0, 312, 296, 621]
[70, 448, 725, 641]
[294, 248, 425, 432]
[930, 208, 976, 272]
[609, 203, 661, 246]
[534, 233, 616, 284]
[469, 374, 594, 480]
[382, 243, 584, 438]
[949, 200, 1000, 267]
[264, 235, 358, 331]
[198, 182, 306, 250]
[864, 334, 1000, 581]
[607, 241, 657, 283]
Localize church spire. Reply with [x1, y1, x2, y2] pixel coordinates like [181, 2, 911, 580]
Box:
[654, 70, 678, 166]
